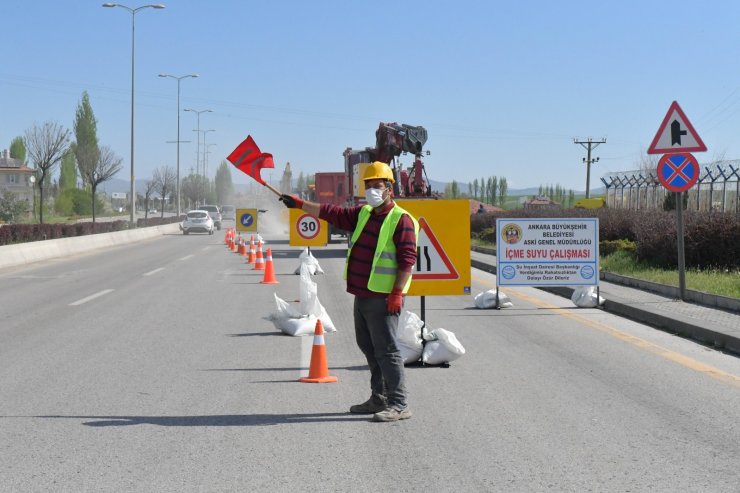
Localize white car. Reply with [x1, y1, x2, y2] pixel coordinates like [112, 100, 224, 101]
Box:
[181, 210, 214, 235]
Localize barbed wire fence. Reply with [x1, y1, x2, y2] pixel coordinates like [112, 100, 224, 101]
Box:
[600, 160, 740, 214]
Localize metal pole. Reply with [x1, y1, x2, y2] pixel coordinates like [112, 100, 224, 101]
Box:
[176, 78, 181, 216]
[129, 11, 136, 226]
[676, 192, 686, 301]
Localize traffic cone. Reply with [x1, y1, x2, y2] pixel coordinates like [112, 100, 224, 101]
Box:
[232, 234, 239, 252]
[238, 236, 246, 255]
[260, 248, 279, 284]
[247, 235, 256, 264]
[253, 241, 265, 270]
[299, 320, 338, 383]
[224, 229, 230, 245]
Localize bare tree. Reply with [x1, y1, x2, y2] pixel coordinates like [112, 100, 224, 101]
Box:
[153, 165, 176, 219]
[143, 180, 157, 219]
[78, 145, 122, 223]
[24, 121, 70, 224]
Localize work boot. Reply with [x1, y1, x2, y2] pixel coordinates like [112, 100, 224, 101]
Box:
[349, 396, 387, 414]
[372, 407, 412, 422]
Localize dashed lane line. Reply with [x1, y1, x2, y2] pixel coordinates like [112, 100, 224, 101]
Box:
[68, 289, 115, 306]
[143, 267, 165, 277]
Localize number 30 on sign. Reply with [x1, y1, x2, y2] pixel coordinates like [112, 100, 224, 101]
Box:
[289, 209, 328, 246]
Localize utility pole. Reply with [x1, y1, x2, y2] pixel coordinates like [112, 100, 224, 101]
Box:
[574, 137, 606, 198]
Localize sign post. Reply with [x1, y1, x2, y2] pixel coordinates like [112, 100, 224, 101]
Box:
[648, 101, 706, 300]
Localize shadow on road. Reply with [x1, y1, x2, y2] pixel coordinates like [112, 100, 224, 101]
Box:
[26, 413, 366, 427]
[201, 365, 367, 372]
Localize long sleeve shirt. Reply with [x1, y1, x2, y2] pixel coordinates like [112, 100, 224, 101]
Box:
[319, 201, 417, 298]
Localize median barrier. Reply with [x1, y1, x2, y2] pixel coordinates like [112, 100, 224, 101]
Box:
[0, 222, 182, 270]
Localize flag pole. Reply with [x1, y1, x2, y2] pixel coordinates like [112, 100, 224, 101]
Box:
[263, 181, 281, 196]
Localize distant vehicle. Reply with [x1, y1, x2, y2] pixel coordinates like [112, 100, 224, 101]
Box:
[574, 197, 606, 209]
[200, 204, 222, 230]
[220, 205, 236, 221]
[148, 208, 157, 214]
[181, 210, 214, 235]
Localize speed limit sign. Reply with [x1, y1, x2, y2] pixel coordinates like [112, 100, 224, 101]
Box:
[289, 209, 328, 246]
[297, 214, 320, 239]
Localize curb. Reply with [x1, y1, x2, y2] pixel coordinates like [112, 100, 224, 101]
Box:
[471, 253, 740, 356]
[0, 222, 182, 270]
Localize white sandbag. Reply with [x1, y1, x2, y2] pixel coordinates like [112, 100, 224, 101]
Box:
[293, 248, 324, 275]
[422, 328, 465, 365]
[571, 286, 605, 308]
[397, 310, 424, 364]
[278, 316, 319, 336]
[268, 292, 302, 323]
[474, 289, 513, 309]
[299, 264, 336, 332]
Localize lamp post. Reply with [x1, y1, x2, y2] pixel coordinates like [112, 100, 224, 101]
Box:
[201, 130, 215, 202]
[103, 2, 165, 226]
[183, 108, 212, 179]
[158, 73, 198, 217]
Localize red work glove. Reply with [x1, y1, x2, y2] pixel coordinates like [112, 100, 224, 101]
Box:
[279, 194, 304, 209]
[386, 288, 403, 315]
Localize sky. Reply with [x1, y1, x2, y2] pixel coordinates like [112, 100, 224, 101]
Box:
[3, 0, 740, 193]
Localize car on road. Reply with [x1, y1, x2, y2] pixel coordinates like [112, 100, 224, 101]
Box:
[200, 205, 222, 230]
[181, 210, 214, 235]
[220, 205, 235, 221]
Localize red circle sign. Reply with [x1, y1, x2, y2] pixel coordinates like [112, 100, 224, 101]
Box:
[296, 214, 320, 239]
[657, 153, 699, 192]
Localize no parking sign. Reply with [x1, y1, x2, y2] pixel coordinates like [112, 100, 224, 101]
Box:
[289, 209, 328, 246]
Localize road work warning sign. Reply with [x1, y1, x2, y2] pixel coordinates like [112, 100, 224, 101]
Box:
[496, 218, 599, 287]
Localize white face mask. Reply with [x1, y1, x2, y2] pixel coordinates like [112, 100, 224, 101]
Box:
[365, 188, 386, 208]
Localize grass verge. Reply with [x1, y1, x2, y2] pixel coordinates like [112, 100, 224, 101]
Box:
[600, 251, 740, 299]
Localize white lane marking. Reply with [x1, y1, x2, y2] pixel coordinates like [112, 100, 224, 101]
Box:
[201, 246, 211, 251]
[179, 255, 194, 261]
[143, 267, 165, 276]
[69, 289, 114, 306]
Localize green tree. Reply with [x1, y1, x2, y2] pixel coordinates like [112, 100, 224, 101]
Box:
[480, 176, 485, 202]
[58, 148, 77, 191]
[663, 191, 689, 211]
[491, 176, 498, 206]
[498, 177, 508, 208]
[0, 190, 29, 223]
[472, 178, 479, 200]
[9, 136, 26, 163]
[297, 172, 306, 193]
[214, 160, 234, 205]
[24, 121, 70, 224]
[73, 91, 99, 188]
[450, 180, 459, 198]
[568, 190, 575, 207]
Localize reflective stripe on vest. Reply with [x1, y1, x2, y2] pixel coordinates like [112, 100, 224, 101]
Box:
[345, 203, 419, 294]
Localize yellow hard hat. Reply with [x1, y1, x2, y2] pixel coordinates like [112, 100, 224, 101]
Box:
[363, 161, 395, 183]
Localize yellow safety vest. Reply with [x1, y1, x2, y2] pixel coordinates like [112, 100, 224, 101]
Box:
[345, 203, 419, 294]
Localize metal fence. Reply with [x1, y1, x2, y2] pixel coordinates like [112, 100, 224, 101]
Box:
[600, 160, 740, 213]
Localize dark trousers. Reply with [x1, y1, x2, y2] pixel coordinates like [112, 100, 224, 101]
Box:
[353, 296, 408, 410]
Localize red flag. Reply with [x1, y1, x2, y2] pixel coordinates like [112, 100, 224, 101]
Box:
[226, 135, 275, 185]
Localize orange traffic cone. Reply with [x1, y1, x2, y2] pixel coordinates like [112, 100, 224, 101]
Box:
[224, 229, 229, 245]
[247, 235, 256, 264]
[238, 236, 246, 255]
[232, 234, 239, 253]
[253, 241, 265, 270]
[260, 248, 279, 284]
[299, 320, 338, 383]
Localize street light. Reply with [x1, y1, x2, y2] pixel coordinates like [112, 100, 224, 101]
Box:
[103, 2, 165, 226]
[158, 73, 198, 217]
[183, 108, 212, 179]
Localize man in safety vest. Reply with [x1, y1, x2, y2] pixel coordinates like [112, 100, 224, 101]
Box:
[279, 161, 419, 422]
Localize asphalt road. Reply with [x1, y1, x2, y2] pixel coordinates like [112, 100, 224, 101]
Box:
[1, 229, 738, 492]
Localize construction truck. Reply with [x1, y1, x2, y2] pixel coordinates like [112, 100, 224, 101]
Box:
[310, 122, 436, 238]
